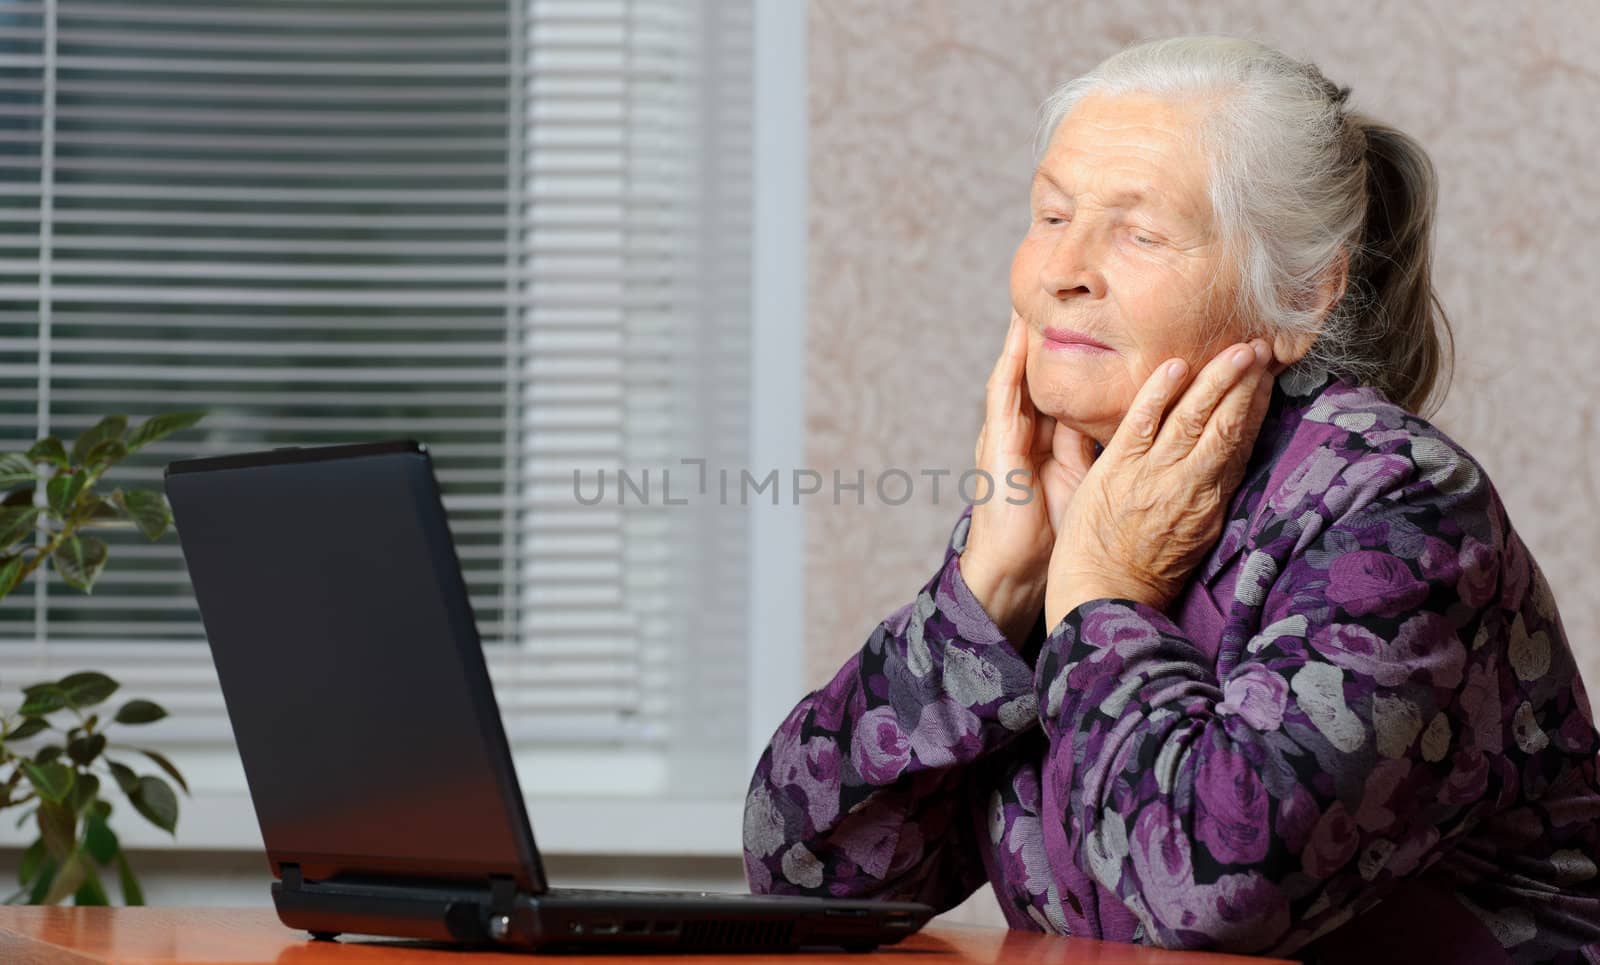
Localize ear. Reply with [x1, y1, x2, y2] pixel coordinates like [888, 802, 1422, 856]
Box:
[1271, 246, 1349, 372]
[1271, 327, 1319, 371]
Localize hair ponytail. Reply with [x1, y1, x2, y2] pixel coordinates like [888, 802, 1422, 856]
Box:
[1346, 116, 1454, 415]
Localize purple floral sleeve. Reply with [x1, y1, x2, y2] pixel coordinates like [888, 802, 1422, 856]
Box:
[742, 503, 1044, 909]
[1033, 435, 1600, 958]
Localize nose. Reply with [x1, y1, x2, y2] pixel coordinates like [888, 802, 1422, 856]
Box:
[1038, 223, 1106, 302]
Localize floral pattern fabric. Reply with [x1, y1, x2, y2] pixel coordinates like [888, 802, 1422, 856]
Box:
[742, 367, 1600, 964]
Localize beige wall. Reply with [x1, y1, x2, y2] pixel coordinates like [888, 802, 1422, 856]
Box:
[803, 0, 1600, 726]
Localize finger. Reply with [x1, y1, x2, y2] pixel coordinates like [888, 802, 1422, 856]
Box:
[985, 316, 1033, 459]
[1043, 470, 1071, 534]
[975, 321, 1008, 470]
[1052, 421, 1096, 475]
[1193, 348, 1276, 480]
[1151, 339, 1263, 459]
[984, 312, 1027, 432]
[984, 311, 1022, 395]
[1104, 355, 1190, 458]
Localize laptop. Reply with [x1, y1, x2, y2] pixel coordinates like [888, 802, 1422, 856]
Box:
[163, 439, 933, 952]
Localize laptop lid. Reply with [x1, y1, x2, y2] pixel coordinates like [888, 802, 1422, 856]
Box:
[164, 440, 546, 892]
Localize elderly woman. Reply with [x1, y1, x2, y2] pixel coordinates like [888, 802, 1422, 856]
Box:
[742, 36, 1600, 964]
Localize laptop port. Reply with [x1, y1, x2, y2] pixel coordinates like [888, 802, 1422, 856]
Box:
[623, 920, 648, 935]
[652, 921, 679, 935]
[590, 921, 620, 935]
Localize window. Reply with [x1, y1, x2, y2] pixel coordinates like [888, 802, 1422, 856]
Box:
[0, 0, 772, 851]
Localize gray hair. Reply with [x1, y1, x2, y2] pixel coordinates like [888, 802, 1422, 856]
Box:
[1032, 35, 1453, 415]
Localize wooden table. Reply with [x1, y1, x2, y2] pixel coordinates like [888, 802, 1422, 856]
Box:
[0, 907, 1291, 964]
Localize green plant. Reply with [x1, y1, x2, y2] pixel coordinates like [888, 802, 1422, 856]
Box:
[1, 673, 188, 904]
[0, 412, 205, 597]
[0, 411, 206, 903]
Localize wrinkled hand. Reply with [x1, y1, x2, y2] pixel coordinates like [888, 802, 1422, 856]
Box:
[960, 310, 1098, 645]
[1044, 339, 1276, 630]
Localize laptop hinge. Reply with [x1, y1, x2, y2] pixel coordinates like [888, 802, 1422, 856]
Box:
[484, 875, 518, 943]
[280, 863, 305, 892]
[488, 875, 516, 914]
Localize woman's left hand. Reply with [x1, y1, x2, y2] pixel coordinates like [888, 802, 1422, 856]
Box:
[1044, 338, 1278, 629]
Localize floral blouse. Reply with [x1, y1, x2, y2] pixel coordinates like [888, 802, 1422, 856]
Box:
[742, 366, 1600, 964]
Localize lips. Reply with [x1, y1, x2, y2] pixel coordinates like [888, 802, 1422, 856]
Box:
[1040, 326, 1114, 352]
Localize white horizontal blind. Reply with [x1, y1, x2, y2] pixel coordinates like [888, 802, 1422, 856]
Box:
[0, 0, 752, 785]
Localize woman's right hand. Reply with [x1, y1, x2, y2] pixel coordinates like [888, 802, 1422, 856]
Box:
[958, 310, 1097, 645]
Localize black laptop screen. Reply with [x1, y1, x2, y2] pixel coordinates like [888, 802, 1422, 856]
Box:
[165, 443, 541, 887]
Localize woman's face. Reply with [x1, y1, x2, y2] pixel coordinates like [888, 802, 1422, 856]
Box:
[1011, 91, 1246, 445]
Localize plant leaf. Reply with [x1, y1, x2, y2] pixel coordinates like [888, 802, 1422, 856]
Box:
[129, 775, 178, 834]
[33, 745, 62, 765]
[113, 700, 167, 726]
[71, 496, 120, 527]
[67, 773, 100, 816]
[5, 716, 48, 741]
[131, 747, 189, 794]
[111, 489, 171, 541]
[22, 761, 73, 804]
[51, 535, 108, 593]
[70, 416, 127, 466]
[72, 863, 109, 906]
[59, 671, 118, 708]
[45, 471, 86, 517]
[83, 813, 118, 865]
[0, 505, 39, 547]
[25, 854, 57, 904]
[17, 839, 44, 888]
[27, 437, 68, 468]
[36, 800, 75, 858]
[0, 553, 25, 601]
[126, 411, 205, 452]
[18, 685, 66, 717]
[106, 761, 139, 795]
[88, 798, 111, 822]
[60, 671, 118, 708]
[0, 453, 36, 490]
[67, 733, 108, 768]
[114, 852, 144, 906]
[42, 851, 85, 905]
[82, 438, 128, 471]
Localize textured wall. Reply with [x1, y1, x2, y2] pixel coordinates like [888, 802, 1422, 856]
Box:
[803, 0, 1600, 728]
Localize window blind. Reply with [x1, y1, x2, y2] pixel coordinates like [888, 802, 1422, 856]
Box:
[0, 0, 753, 791]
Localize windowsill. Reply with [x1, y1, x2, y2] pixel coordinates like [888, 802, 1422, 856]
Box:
[0, 792, 747, 857]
